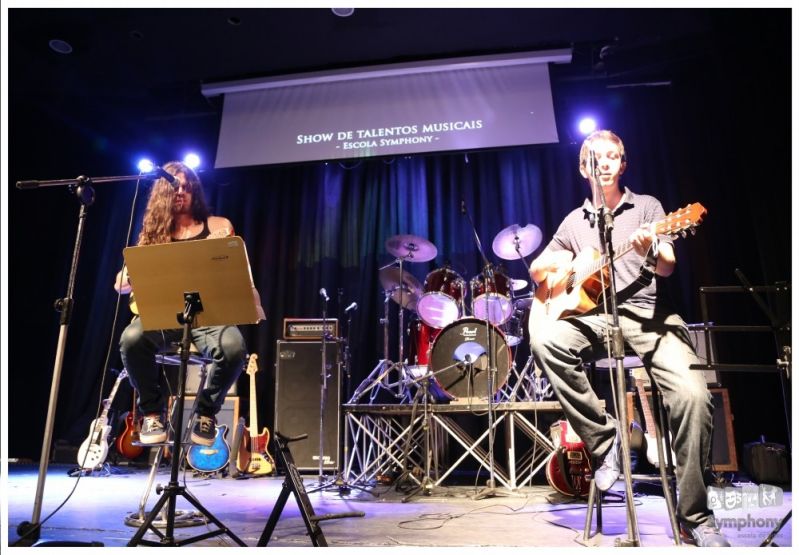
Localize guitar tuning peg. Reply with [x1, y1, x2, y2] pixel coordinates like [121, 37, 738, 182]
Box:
[680, 230, 687, 239]
[690, 227, 697, 236]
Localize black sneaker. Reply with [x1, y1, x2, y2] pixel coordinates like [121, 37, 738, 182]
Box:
[191, 415, 216, 446]
[140, 413, 167, 444]
[680, 516, 731, 547]
[594, 424, 621, 491]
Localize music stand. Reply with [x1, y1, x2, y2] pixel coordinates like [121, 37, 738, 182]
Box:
[123, 237, 260, 546]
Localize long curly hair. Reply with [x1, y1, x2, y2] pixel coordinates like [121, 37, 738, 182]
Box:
[137, 161, 211, 245]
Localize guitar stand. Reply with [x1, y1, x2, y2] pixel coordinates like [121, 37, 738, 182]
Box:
[257, 433, 365, 547]
[127, 293, 246, 547]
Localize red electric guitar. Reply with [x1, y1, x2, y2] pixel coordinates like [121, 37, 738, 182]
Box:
[115, 389, 144, 460]
[545, 420, 593, 497]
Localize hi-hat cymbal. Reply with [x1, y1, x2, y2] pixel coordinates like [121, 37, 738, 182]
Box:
[385, 234, 438, 262]
[509, 278, 528, 291]
[492, 224, 543, 260]
[378, 267, 422, 310]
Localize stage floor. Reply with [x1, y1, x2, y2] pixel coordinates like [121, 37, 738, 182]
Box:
[4, 463, 792, 548]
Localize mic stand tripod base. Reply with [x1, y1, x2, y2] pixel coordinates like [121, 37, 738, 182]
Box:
[472, 480, 525, 500]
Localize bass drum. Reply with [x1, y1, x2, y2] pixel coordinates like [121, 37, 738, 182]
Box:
[429, 317, 511, 401]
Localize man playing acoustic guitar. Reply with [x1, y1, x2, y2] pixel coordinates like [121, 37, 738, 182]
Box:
[528, 130, 729, 547]
[113, 161, 248, 448]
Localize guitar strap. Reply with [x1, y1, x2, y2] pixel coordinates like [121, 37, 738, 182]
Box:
[612, 257, 657, 307]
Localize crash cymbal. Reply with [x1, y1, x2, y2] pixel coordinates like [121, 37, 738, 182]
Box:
[378, 266, 422, 310]
[385, 234, 438, 262]
[492, 224, 543, 260]
[509, 278, 528, 291]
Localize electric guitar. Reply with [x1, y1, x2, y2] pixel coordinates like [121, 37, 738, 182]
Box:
[631, 367, 676, 467]
[529, 203, 707, 334]
[186, 424, 231, 473]
[115, 389, 143, 460]
[236, 354, 275, 475]
[545, 420, 592, 497]
[77, 369, 128, 469]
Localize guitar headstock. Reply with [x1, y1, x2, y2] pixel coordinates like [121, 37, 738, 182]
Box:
[246, 353, 259, 376]
[118, 368, 128, 381]
[655, 202, 707, 239]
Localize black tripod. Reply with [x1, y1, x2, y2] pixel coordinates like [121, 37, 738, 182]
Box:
[128, 292, 246, 547]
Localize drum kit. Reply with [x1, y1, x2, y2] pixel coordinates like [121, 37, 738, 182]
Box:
[350, 223, 544, 405]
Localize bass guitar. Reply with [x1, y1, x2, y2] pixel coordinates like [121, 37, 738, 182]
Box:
[529, 203, 707, 333]
[186, 424, 231, 473]
[115, 389, 143, 460]
[77, 369, 128, 470]
[236, 354, 275, 475]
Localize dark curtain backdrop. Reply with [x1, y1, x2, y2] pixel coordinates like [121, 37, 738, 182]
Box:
[9, 13, 790, 462]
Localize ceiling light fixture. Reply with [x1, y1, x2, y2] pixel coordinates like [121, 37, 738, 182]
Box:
[48, 39, 73, 54]
[331, 8, 355, 18]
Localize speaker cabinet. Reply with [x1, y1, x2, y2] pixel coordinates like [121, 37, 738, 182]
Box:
[274, 340, 340, 471]
[627, 387, 737, 472]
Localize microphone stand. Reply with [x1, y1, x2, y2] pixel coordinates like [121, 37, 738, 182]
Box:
[14, 172, 157, 546]
[461, 200, 521, 499]
[589, 154, 641, 546]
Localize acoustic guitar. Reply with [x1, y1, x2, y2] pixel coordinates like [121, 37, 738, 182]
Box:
[186, 424, 231, 473]
[236, 354, 275, 475]
[529, 203, 707, 334]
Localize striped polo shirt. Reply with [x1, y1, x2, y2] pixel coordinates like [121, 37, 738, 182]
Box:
[543, 187, 673, 310]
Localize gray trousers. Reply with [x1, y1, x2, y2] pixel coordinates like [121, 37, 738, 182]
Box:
[120, 318, 246, 417]
[530, 303, 714, 527]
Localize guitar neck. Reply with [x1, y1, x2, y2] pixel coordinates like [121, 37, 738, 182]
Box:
[634, 379, 658, 435]
[249, 366, 258, 431]
[101, 372, 127, 421]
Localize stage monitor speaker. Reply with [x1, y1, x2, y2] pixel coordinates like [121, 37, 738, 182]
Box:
[627, 387, 737, 472]
[274, 340, 340, 472]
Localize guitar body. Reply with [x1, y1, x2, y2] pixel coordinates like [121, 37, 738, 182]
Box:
[77, 418, 111, 469]
[545, 420, 592, 497]
[237, 427, 274, 475]
[115, 411, 143, 460]
[186, 424, 231, 473]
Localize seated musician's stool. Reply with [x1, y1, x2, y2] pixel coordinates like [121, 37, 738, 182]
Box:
[582, 356, 681, 545]
[124, 343, 213, 529]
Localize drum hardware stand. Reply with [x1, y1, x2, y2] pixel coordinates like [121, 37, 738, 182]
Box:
[395, 362, 461, 500]
[588, 152, 640, 546]
[350, 256, 415, 403]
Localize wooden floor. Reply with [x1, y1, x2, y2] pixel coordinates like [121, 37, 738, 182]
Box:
[4, 462, 792, 549]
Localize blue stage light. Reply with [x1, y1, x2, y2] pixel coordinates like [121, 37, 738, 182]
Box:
[137, 159, 154, 173]
[183, 153, 201, 169]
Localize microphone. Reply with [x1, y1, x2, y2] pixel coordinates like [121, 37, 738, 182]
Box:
[154, 166, 177, 184]
[344, 302, 358, 313]
[319, 288, 329, 301]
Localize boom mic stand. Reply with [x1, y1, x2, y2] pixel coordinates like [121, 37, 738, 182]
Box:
[14, 170, 168, 546]
[461, 200, 521, 500]
[589, 154, 640, 546]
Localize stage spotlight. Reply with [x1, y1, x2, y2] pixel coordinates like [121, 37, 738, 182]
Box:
[137, 159, 154, 173]
[183, 153, 201, 169]
[578, 118, 597, 135]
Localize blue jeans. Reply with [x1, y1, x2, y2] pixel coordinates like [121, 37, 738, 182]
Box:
[120, 318, 246, 417]
[530, 304, 714, 527]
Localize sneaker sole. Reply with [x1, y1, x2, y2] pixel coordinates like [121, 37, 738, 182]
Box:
[139, 435, 167, 445]
[190, 433, 215, 446]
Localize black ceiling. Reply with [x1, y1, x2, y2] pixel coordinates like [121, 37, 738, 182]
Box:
[10, 8, 734, 119]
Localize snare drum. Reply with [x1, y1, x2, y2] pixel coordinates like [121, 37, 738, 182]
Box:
[417, 267, 465, 329]
[500, 309, 525, 347]
[470, 266, 513, 325]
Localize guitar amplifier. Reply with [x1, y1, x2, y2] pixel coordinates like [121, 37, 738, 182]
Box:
[283, 318, 338, 340]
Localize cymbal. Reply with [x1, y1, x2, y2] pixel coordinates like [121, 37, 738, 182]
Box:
[385, 234, 438, 262]
[378, 267, 422, 310]
[492, 224, 542, 260]
[509, 278, 528, 291]
[513, 295, 534, 311]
